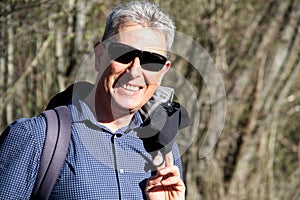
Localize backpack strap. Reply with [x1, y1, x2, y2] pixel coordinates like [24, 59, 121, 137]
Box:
[31, 106, 71, 200]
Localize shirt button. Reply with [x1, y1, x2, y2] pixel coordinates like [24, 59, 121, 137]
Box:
[120, 169, 124, 174]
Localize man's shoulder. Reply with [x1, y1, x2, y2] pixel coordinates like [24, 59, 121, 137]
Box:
[9, 113, 46, 131]
[0, 114, 50, 199]
[1, 114, 47, 147]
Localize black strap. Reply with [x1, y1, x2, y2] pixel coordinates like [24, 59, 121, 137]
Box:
[31, 106, 71, 200]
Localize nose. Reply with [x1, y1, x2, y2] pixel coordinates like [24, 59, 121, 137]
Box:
[127, 57, 142, 78]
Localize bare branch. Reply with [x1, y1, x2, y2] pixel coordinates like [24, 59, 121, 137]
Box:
[0, 33, 53, 112]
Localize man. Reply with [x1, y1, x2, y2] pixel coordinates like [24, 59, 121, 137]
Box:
[0, 1, 186, 199]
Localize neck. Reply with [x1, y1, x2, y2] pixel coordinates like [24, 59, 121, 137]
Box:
[98, 114, 134, 133]
[84, 84, 135, 133]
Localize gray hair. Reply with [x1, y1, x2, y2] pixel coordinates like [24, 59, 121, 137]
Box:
[101, 1, 176, 51]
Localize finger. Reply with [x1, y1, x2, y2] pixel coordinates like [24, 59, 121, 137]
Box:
[147, 175, 162, 186]
[164, 151, 174, 166]
[152, 151, 165, 168]
[145, 174, 164, 193]
[157, 165, 180, 177]
[161, 175, 184, 187]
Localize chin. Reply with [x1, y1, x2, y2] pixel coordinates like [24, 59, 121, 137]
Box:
[111, 99, 141, 114]
[121, 102, 143, 112]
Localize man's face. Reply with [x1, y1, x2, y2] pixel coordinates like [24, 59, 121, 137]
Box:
[96, 23, 171, 115]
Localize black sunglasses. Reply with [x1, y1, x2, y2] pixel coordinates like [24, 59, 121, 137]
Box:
[102, 42, 167, 72]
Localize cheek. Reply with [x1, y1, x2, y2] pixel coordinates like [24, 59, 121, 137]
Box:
[106, 63, 126, 82]
[111, 63, 123, 73]
[110, 62, 128, 77]
[138, 84, 158, 109]
[143, 74, 161, 100]
[143, 72, 164, 85]
[99, 66, 121, 91]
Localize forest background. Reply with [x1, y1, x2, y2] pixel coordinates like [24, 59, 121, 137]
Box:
[1, 0, 299, 199]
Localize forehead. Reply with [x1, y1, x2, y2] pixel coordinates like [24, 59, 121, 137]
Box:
[116, 23, 167, 52]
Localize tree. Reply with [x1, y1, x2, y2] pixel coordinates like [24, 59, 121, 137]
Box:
[0, 0, 299, 199]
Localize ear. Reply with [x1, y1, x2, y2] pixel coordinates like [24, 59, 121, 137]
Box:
[94, 42, 103, 71]
[157, 61, 171, 84]
[161, 60, 171, 75]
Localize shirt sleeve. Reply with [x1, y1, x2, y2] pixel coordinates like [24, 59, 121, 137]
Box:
[172, 142, 184, 179]
[0, 116, 46, 199]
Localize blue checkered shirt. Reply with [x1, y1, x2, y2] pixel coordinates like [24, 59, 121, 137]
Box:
[0, 98, 183, 199]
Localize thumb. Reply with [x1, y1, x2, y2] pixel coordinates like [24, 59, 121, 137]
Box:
[152, 151, 165, 169]
[152, 151, 174, 171]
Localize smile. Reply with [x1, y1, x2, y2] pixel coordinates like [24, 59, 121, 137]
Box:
[122, 84, 141, 92]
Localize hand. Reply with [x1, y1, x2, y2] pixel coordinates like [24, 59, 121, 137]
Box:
[145, 152, 186, 200]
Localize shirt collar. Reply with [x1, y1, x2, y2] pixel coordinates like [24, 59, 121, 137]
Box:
[69, 93, 143, 132]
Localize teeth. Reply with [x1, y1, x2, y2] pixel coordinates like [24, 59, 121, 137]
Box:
[122, 84, 140, 91]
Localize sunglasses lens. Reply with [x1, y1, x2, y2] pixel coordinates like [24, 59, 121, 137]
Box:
[141, 63, 165, 72]
[107, 43, 134, 63]
[115, 52, 135, 64]
[106, 42, 167, 72]
[141, 52, 167, 71]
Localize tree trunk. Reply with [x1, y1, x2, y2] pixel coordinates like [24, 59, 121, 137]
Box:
[6, 4, 14, 123]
